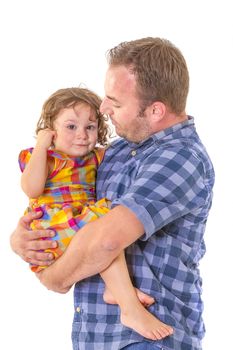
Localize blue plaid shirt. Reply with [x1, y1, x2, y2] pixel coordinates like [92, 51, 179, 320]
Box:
[72, 116, 215, 350]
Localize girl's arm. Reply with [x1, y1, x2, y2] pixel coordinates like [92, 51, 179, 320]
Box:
[21, 129, 56, 198]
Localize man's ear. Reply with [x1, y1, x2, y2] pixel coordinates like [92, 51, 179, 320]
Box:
[150, 101, 166, 122]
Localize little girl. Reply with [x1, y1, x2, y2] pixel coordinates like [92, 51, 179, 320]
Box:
[19, 87, 173, 340]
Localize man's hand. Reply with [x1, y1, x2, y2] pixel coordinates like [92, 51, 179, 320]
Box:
[10, 210, 57, 266]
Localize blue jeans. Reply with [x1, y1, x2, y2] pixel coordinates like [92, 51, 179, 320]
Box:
[122, 342, 162, 349]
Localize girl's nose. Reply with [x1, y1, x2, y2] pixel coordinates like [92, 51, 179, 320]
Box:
[76, 128, 88, 139]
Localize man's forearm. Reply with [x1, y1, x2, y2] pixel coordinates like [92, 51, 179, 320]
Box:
[38, 205, 144, 292]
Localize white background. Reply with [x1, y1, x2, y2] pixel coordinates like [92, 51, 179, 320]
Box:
[0, 1, 232, 349]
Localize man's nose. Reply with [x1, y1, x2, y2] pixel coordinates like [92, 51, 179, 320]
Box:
[100, 98, 112, 116]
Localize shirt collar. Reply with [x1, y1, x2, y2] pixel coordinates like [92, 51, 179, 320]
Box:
[150, 115, 194, 142]
[123, 115, 195, 149]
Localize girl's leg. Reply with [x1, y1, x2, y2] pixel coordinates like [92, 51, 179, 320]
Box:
[100, 251, 173, 340]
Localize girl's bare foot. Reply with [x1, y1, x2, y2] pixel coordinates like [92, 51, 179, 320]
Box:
[121, 302, 173, 340]
[103, 287, 173, 340]
[103, 287, 155, 307]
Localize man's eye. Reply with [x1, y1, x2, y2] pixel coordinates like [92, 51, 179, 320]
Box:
[67, 124, 77, 130]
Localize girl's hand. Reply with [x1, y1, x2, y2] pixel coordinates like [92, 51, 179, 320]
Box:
[36, 129, 56, 150]
[10, 211, 57, 266]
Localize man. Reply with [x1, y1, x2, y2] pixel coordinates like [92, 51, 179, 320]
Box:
[10, 37, 215, 350]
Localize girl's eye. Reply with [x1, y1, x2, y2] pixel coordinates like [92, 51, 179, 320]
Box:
[67, 124, 77, 130]
[87, 125, 96, 130]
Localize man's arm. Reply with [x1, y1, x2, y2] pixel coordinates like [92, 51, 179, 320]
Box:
[37, 205, 144, 293]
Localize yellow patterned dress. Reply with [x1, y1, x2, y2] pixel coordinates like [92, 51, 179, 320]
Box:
[19, 147, 110, 272]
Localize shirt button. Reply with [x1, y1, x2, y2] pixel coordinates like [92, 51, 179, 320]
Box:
[131, 150, 137, 156]
[76, 306, 81, 313]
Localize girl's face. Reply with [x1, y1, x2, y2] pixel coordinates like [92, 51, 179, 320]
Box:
[53, 103, 98, 157]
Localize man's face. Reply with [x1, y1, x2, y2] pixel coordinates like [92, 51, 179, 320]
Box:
[100, 65, 152, 143]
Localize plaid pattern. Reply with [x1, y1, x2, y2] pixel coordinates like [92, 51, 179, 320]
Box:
[72, 116, 215, 350]
[19, 147, 108, 272]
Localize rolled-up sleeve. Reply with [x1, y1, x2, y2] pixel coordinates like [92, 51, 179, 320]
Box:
[112, 147, 208, 240]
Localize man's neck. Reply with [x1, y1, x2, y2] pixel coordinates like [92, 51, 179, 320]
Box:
[155, 111, 188, 133]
